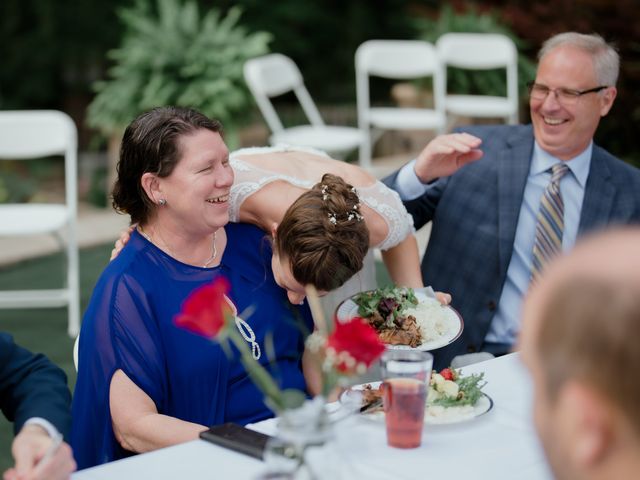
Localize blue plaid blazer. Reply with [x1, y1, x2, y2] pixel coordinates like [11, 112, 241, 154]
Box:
[384, 124, 640, 368]
[0, 332, 72, 438]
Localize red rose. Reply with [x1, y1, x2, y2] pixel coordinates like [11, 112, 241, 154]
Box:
[327, 317, 385, 372]
[440, 367, 455, 381]
[174, 276, 233, 338]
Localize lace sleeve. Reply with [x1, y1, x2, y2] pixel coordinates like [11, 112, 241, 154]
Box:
[358, 181, 416, 251]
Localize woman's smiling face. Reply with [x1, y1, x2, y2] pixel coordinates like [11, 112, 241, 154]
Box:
[158, 129, 233, 235]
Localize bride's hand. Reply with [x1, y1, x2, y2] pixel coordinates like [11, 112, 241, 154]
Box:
[110, 225, 135, 261]
[435, 291, 452, 305]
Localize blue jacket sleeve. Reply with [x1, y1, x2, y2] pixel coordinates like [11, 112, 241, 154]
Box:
[0, 332, 72, 439]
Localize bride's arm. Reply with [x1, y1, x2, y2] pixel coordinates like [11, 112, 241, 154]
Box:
[380, 234, 424, 289]
[110, 370, 205, 453]
[302, 348, 322, 397]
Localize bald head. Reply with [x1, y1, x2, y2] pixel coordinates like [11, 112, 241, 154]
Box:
[521, 227, 640, 432]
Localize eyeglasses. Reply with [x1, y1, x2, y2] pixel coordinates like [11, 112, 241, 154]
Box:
[527, 82, 609, 106]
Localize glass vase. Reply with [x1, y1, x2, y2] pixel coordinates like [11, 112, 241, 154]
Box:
[261, 397, 338, 479]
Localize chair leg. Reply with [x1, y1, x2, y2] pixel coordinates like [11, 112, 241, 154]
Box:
[359, 128, 372, 170]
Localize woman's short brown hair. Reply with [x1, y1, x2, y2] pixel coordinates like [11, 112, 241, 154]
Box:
[274, 173, 370, 291]
[112, 106, 223, 225]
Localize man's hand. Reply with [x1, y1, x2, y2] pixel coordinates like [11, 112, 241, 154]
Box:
[3, 425, 76, 480]
[110, 225, 135, 260]
[414, 133, 484, 183]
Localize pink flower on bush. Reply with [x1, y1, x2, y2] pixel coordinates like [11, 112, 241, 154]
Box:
[174, 276, 233, 337]
[326, 317, 385, 373]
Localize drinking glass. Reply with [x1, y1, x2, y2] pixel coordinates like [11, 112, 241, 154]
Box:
[380, 349, 433, 448]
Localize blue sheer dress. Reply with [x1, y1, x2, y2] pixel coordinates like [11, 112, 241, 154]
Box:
[71, 223, 312, 469]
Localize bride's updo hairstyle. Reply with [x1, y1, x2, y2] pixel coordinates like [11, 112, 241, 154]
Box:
[274, 173, 370, 291]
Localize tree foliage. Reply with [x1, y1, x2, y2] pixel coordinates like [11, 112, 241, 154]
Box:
[86, 0, 271, 137]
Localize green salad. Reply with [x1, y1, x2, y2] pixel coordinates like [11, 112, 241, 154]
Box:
[428, 367, 486, 408]
[353, 286, 418, 328]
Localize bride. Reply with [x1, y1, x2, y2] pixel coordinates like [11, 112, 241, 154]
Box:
[229, 145, 422, 302]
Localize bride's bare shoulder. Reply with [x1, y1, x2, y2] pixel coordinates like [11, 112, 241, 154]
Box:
[339, 162, 376, 187]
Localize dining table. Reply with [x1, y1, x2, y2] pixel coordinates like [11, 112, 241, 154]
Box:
[71, 352, 553, 479]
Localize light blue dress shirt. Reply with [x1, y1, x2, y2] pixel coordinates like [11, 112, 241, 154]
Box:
[393, 142, 592, 344]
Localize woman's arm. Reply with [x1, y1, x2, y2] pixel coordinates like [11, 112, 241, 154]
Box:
[301, 348, 322, 397]
[381, 234, 424, 288]
[110, 370, 205, 453]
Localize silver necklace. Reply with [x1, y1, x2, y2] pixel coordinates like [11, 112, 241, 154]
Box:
[138, 226, 218, 268]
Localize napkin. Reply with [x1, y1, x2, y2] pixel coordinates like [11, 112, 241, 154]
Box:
[414, 285, 437, 300]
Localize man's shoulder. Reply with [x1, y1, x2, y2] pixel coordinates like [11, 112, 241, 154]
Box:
[593, 145, 640, 185]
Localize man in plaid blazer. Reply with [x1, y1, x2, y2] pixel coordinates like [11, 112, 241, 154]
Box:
[384, 32, 640, 369]
[0, 332, 75, 479]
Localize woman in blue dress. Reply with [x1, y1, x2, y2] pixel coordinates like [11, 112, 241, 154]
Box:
[71, 107, 312, 469]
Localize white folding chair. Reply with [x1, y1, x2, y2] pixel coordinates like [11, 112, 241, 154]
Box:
[355, 40, 446, 169]
[436, 33, 519, 125]
[243, 53, 365, 163]
[0, 110, 80, 337]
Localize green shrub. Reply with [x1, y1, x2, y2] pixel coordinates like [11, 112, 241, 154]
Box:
[86, 0, 271, 145]
[414, 4, 536, 99]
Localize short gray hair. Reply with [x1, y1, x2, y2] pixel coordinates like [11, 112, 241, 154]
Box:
[538, 32, 619, 86]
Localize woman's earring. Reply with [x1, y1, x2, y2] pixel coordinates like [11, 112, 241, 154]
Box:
[158, 199, 167, 206]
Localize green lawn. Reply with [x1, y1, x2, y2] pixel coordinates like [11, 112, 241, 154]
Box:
[0, 244, 392, 472]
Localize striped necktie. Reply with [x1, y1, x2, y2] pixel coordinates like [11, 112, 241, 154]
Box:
[531, 163, 570, 280]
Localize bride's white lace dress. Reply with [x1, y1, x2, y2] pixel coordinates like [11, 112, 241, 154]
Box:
[229, 145, 415, 315]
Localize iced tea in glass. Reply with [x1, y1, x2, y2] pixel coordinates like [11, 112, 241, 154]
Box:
[380, 350, 433, 449]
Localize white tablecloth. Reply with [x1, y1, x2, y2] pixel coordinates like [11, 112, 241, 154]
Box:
[72, 353, 553, 480]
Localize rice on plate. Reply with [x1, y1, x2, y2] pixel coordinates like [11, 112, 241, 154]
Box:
[404, 297, 459, 343]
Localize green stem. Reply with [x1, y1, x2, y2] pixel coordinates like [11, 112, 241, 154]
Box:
[320, 369, 337, 399]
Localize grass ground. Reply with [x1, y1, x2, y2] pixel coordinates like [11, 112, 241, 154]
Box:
[0, 243, 392, 472]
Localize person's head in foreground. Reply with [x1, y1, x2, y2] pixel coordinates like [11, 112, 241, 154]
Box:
[271, 173, 370, 305]
[531, 32, 618, 161]
[520, 227, 640, 480]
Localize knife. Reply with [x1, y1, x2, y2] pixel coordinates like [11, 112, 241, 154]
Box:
[359, 397, 383, 414]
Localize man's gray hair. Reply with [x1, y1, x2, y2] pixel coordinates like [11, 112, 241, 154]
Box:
[538, 32, 619, 86]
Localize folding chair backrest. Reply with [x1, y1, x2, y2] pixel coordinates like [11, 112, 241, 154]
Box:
[356, 40, 441, 79]
[436, 33, 519, 124]
[356, 40, 444, 115]
[0, 110, 80, 337]
[0, 110, 77, 160]
[244, 53, 325, 134]
[436, 33, 518, 70]
[0, 110, 78, 226]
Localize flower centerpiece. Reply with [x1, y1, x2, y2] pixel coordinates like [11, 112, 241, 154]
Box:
[174, 275, 385, 476]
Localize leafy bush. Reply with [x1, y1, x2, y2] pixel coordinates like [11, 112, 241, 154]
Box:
[414, 4, 536, 99]
[86, 0, 271, 143]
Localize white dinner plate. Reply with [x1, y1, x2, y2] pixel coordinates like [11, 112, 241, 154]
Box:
[335, 290, 464, 351]
[340, 382, 494, 426]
